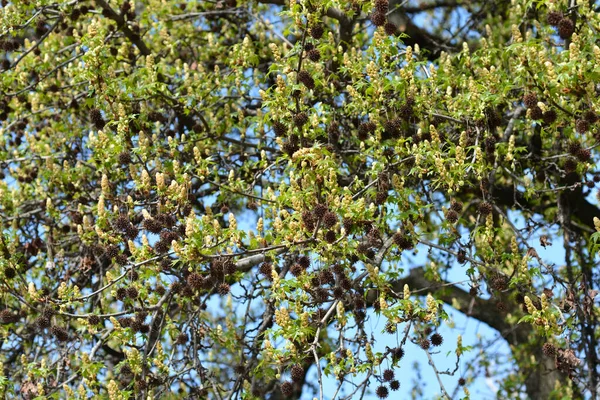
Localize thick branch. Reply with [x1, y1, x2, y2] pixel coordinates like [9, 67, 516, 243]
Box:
[95, 0, 151, 56]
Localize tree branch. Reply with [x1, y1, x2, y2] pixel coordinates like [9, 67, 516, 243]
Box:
[95, 0, 151, 56]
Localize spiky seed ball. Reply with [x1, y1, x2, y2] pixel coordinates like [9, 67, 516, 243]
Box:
[557, 18, 574, 39]
[187, 272, 203, 289]
[542, 342, 557, 357]
[51, 326, 69, 342]
[523, 93, 537, 109]
[450, 200, 463, 213]
[183, 284, 196, 297]
[393, 347, 405, 360]
[126, 287, 138, 299]
[290, 263, 304, 277]
[124, 223, 140, 239]
[319, 270, 335, 285]
[116, 287, 128, 301]
[446, 210, 458, 223]
[375, 0, 389, 13]
[307, 48, 321, 62]
[383, 119, 401, 137]
[393, 233, 413, 250]
[568, 141, 582, 155]
[584, 110, 598, 124]
[4, 267, 15, 279]
[304, 42, 314, 51]
[105, 245, 119, 258]
[383, 369, 395, 382]
[375, 191, 388, 205]
[332, 263, 345, 275]
[324, 230, 336, 243]
[154, 239, 170, 254]
[118, 151, 132, 165]
[530, 106, 543, 120]
[331, 286, 343, 299]
[313, 287, 328, 302]
[547, 11, 563, 26]
[576, 119, 590, 133]
[322, 211, 337, 228]
[143, 218, 162, 234]
[120, 364, 133, 376]
[371, 12, 386, 27]
[135, 379, 147, 391]
[458, 378, 466, 386]
[456, 249, 467, 264]
[313, 203, 328, 218]
[358, 123, 372, 140]
[564, 159, 578, 173]
[88, 315, 100, 325]
[297, 255, 310, 269]
[542, 109, 557, 125]
[115, 253, 128, 265]
[297, 70, 315, 89]
[339, 276, 352, 290]
[390, 380, 400, 391]
[310, 24, 324, 39]
[224, 259, 236, 275]
[36, 315, 51, 329]
[478, 202, 492, 216]
[217, 283, 230, 296]
[272, 120, 287, 136]
[384, 22, 397, 35]
[89, 108, 105, 129]
[293, 112, 308, 128]
[376, 385, 389, 399]
[576, 148, 591, 162]
[280, 381, 294, 397]
[430, 333, 443, 346]
[176, 333, 188, 344]
[0, 310, 17, 324]
[282, 141, 298, 156]
[290, 364, 304, 382]
[469, 286, 478, 296]
[113, 216, 129, 231]
[260, 262, 273, 280]
[420, 338, 431, 350]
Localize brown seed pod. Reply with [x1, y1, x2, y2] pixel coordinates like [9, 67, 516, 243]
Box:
[89, 108, 105, 129]
[547, 11, 563, 26]
[430, 333, 443, 346]
[217, 283, 230, 295]
[307, 48, 321, 62]
[51, 325, 69, 342]
[557, 18, 574, 39]
[297, 70, 315, 90]
[293, 112, 309, 128]
[290, 364, 304, 382]
[371, 12, 386, 27]
[523, 93, 537, 108]
[309, 24, 324, 39]
[445, 209, 458, 223]
[478, 202, 493, 216]
[384, 22, 397, 35]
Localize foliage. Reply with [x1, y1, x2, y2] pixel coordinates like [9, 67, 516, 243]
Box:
[0, 0, 600, 399]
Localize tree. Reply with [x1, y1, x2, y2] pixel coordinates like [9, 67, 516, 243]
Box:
[0, 0, 599, 398]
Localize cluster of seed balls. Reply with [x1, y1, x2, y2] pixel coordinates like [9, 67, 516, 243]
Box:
[370, 0, 398, 36]
[280, 364, 305, 397]
[547, 11, 575, 39]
